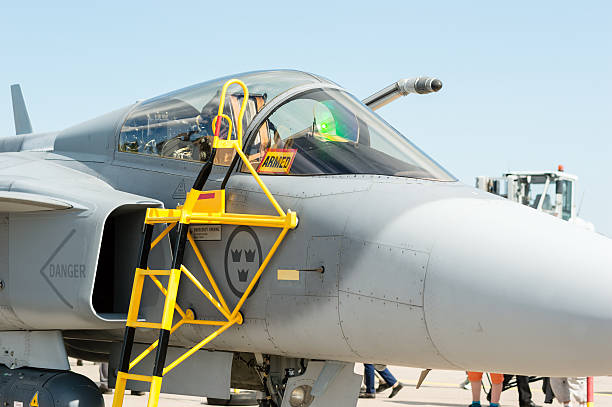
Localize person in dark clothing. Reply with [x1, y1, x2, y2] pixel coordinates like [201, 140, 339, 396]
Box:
[504, 375, 539, 407]
[359, 364, 404, 399]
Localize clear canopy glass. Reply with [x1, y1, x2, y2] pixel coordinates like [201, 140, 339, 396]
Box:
[118, 71, 322, 165]
[117, 70, 454, 181]
[243, 88, 455, 181]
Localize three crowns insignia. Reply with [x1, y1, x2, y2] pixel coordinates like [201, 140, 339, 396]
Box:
[231, 248, 257, 282]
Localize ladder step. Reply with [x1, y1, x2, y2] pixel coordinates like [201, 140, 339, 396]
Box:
[127, 321, 163, 329]
[145, 208, 181, 223]
[138, 269, 171, 276]
[122, 373, 153, 383]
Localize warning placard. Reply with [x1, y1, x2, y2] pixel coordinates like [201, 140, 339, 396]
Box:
[257, 149, 297, 174]
[190, 225, 222, 241]
[30, 392, 38, 407]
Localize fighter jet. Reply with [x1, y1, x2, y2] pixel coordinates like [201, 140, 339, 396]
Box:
[1, 70, 612, 407]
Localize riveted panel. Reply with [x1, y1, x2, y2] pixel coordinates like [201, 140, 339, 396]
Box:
[265, 295, 356, 360]
[338, 291, 451, 368]
[339, 239, 427, 306]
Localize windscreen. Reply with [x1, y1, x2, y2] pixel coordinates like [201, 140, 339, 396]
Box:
[117, 71, 321, 165]
[243, 88, 455, 181]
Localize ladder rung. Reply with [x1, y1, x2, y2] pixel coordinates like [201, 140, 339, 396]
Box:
[128, 321, 162, 329]
[146, 217, 181, 224]
[138, 269, 171, 276]
[123, 373, 153, 383]
[186, 319, 228, 326]
[189, 213, 289, 228]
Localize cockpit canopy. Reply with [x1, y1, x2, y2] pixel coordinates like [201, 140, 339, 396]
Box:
[118, 71, 321, 165]
[118, 70, 454, 181]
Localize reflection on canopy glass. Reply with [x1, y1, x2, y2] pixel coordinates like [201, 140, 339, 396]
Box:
[244, 88, 454, 181]
[312, 101, 358, 143]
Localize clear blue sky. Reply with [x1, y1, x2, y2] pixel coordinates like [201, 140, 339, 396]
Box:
[2, 1, 611, 236]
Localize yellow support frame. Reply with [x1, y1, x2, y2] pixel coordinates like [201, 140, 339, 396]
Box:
[112, 79, 298, 407]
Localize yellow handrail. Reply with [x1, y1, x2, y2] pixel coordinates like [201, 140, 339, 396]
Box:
[211, 79, 249, 149]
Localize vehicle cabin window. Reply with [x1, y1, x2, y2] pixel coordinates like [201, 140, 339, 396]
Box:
[526, 176, 573, 220]
[241, 88, 454, 181]
[119, 91, 265, 166]
[561, 180, 573, 221]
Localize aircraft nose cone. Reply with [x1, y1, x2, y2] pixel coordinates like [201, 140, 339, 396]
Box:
[422, 195, 612, 376]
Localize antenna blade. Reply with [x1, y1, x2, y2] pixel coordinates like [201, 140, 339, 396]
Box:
[10, 84, 33, 135]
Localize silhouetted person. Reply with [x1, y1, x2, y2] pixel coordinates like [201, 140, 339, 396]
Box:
[503, 375, 539, 407]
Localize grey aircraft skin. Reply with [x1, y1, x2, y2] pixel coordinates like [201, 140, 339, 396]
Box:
[1, 70, 612, 406]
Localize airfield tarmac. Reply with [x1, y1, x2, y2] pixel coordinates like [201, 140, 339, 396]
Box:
[70, 360, 612, 407]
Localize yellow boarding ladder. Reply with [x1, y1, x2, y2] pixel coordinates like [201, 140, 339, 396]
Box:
[112, 79, 298, 407]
